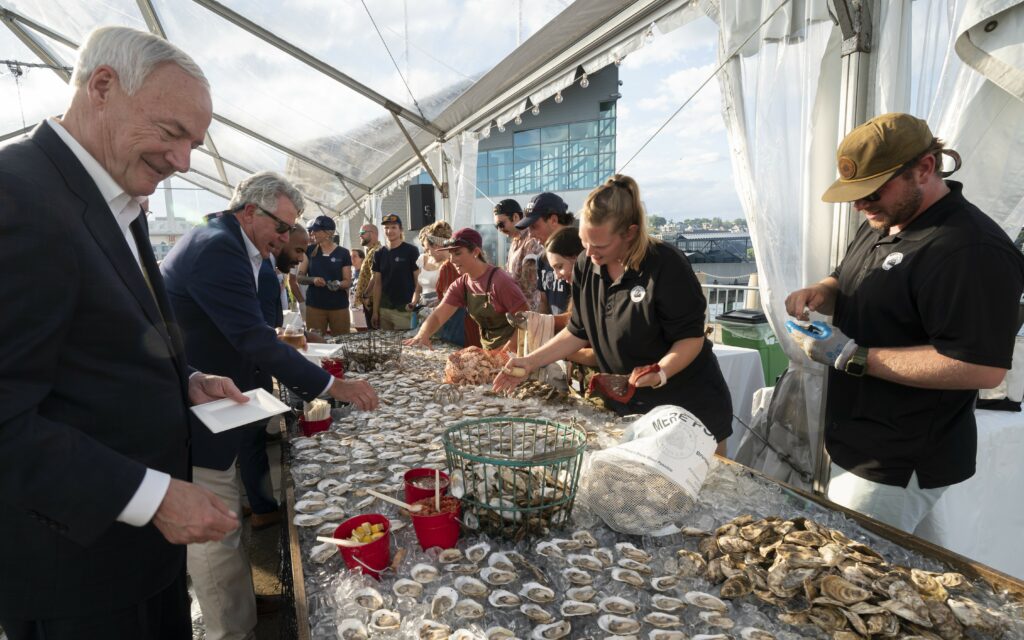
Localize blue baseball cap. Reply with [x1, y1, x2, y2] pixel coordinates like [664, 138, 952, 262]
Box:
[515, 192, 567, 229]
[309, 215, 336, 232]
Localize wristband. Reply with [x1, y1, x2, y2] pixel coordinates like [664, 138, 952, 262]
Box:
[652, 367, 668, 389]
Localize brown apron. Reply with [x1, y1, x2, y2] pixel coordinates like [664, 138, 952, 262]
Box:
[465, 267, 516, 350]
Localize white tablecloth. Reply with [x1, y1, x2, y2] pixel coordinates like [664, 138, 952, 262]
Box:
[914, 408, 1024, 580]
[711, 343, 767, 458]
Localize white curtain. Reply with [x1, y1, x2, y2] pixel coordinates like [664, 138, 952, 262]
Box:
[442, 131, 481, 230]
[873, 0, 1024, 237]
[707, 0, 840, 488]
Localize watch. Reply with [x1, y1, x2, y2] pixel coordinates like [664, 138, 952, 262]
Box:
[843, 346, 869, 377]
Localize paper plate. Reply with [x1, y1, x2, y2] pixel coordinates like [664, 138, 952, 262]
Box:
[190, 388, 291, 434]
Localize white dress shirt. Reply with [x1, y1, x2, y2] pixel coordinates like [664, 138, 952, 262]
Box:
[49, 119, 171, 527]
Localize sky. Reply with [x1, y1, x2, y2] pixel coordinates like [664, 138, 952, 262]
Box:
[0, 0, 743, 224]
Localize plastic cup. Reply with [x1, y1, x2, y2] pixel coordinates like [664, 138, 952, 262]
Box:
[333, 514, 391, 579]
[299, 417, 331, 437]
[403, 468, 450, 504]
[410, 497, 461, 551]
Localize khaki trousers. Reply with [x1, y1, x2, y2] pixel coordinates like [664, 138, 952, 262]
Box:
[306, 306, 351, 336]
[187, 463, 256, 640]
[827, 462, 947, 534]
[379, 307, 412, 330]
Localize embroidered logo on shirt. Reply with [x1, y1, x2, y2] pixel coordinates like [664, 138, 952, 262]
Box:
[630, 286, 646, 303]
[881, 252, 904, 271]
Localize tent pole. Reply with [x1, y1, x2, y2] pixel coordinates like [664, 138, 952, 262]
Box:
[390, 112, 447, 199]
[815, 0, 877, 496]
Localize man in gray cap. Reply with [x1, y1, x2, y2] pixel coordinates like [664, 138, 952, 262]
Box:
[784, 113, 1024, 532]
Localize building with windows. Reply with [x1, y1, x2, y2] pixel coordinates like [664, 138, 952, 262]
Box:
[378, 65, 620, 265]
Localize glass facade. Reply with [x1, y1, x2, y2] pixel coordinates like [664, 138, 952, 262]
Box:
[477, 101, 616, 197]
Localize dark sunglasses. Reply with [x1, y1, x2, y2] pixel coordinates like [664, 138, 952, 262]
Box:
[860, 156, 922, 203]
[256, 206, 295, 234]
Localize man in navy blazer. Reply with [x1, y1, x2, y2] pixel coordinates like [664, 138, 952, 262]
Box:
[0, 26, 243, 640]
[161, 171, 377, 640]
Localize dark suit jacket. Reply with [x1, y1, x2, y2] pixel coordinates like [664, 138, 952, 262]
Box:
[0, 122, 192, 619]
[161, 214, 331, 470]
[258, 258, 284, 328]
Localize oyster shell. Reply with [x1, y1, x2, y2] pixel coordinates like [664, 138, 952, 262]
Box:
[353, 587, 383, 610]
[649, 631, 687, 640]
[488, 589, 521, 608]
[719, 574, 752, 599]
[292, 513, 324, 527]
[551, 537, 583, 551]
[675, 549, 708, 576]
[651, 575, 679, 591]
[910, 568, 949, 601]
[479, 566, 516, 585]
[599, 596, 638, 615]
[368, 609, 400, 631]
[411, 563, 440, 583]
[645, 611, 682, 628]
[536, 541, 564, 558]
[611, 567, 645, 588]
[617, 558, 653, 574]
[437, 548, 464, 564]
[485, 627, 516, 640]
[947, 597, 1003, 631]
[685, 591, 728, 612]
[520, 602, 555, 623]
[392, 578, 423, 598]
[566, 585, 598, 602]
[560, 599, 598, 616]
[430, 586, 458, 617]
[308, 541, 338, 564]
[738, 628, 776, 640]
[417, 620, 451, 640]
[571, 530, 598, 548]
[519, 581, 556, 603]
[593, 547, 615, 567]
[454, 598, 485, 619]
[487, 552, 515, 572]
[455, 575, 488, 597]
[338, 618, 369, 640]
[445, 563, 480, 574]
[615, 542, 653, 563]
[531, 620, 571, 639]
[561, 567, 593, 585]
[598, 614, 642, 634]
[819, 574, 872, 605]
[567, 553, 604, 571]
[466, 541, 491, 563]
[651, 594, 686, 611]
[698, 610, 734, 629]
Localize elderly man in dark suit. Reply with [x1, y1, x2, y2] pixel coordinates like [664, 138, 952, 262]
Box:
[0, 26, 244, 640]
[161, 171, 377, 640]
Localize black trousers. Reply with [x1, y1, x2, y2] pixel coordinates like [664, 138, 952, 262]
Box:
[0, 570, 191, 640]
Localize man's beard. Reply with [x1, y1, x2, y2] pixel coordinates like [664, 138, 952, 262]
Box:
[866, 183, 922, 234]
[277, 253, 298, 273]
[361, 237, 371, 246]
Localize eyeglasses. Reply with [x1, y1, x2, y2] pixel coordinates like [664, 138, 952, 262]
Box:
[358, 230, 369, 236]
[859, 156, 921, 203]
[494, 222, 507, 230]
[256, 206, 294, 234]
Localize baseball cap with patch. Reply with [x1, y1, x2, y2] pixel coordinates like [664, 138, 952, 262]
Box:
[515, 192, 568, 229]
[381, 213, 403, 227]
[437, 227, 482, 251]
[822, 113, 934, 203]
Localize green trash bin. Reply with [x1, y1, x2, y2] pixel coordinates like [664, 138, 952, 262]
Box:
[717, 309, 789, 385]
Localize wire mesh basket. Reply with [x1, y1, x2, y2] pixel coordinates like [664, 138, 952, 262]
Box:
[327, 330, 404, 372]
[443, 417, 587, 540]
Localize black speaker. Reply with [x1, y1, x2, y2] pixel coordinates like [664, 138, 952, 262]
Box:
[408, 184, 436, 231]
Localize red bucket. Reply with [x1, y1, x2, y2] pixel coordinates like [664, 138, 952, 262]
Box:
[403, 468, 450, 504]
[321, 358, 344, 378]
[299, 417, 331, 437]
[333, 514, 391, 579]
[410, 496, 461, 551]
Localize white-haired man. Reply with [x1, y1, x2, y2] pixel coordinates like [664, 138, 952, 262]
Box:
[0, 26, 243, 640]
[161, 171, 378, 640]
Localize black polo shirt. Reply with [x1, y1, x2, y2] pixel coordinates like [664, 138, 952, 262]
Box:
[567, 241, 733, 441]
[828, 181, 1024, 488]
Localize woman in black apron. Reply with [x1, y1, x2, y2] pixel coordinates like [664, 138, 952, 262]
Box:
[494, 177, 733, 455]
[404, 228, 528, 350]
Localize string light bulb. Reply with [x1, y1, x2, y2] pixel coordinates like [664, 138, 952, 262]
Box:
[554, 91, 563, 104]
[579, 74, 589, 89]
[531, 104, 540, 116]
[497, 123, 506, 132]
[481, 124, 491, 138]
[514, 114, 523, 125]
